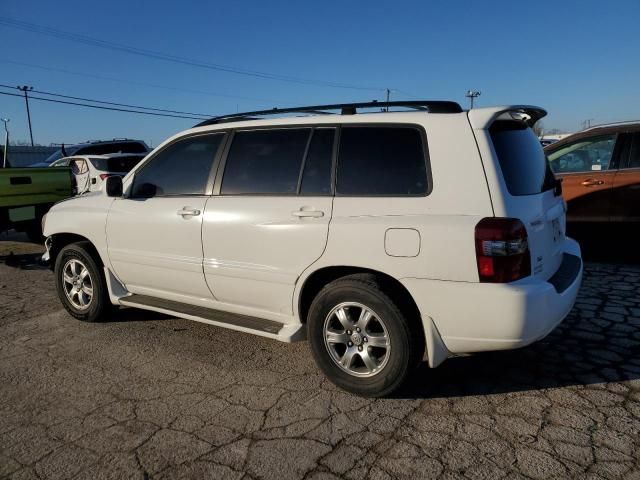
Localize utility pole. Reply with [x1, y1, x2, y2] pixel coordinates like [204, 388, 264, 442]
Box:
[581, 118, 594, 130]
[465, 90, 481, 109]
[17, 86, 34, 147]
[385, 88, 391, 112]
[1, 118, 9, 168]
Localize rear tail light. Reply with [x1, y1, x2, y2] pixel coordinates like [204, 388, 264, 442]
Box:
[99, 174, 110, 181]
[475, 217, 531, 283]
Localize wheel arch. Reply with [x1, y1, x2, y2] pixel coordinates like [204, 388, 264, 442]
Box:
[297, 265, 450, 368]
[297, 265, 422, 328]
[49, 233, 104, 269]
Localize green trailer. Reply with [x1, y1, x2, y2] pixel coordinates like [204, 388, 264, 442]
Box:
[0, 167, 73, 241]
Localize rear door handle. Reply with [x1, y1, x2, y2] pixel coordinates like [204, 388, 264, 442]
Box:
[177, 207, 201, 217]
[581, 178, 605, 186]
[292, 209, 324, 218]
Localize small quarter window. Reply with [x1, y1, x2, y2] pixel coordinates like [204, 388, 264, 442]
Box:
[300, 128, 334, 195]
[336, 127, 428, 196]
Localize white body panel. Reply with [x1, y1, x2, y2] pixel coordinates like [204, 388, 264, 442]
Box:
[105, 196, 212, 302]
[42, 105, 583, 366]
[202, 196, 333, 315]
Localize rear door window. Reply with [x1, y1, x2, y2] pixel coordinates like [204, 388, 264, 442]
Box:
[221, 129, 311, 195]
[624, 133, 640, 169]
[336, 126, 428, 196]
[490, 121, 556, 196]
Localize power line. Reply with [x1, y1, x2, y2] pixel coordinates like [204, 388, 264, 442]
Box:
[0, 16, 385, 92]
[0, 83, 211, 118]
[0, 58, 288, 105]
[0, 90, 205, 120]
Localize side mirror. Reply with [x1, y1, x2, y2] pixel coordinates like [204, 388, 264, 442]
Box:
[105, 175, 123, 197]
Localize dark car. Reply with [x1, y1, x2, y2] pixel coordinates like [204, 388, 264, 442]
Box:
[32, 139, 149, 167]
[545, 121, 640, 223]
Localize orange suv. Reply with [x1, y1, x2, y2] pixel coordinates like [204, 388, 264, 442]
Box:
[545, 122, 640, 222]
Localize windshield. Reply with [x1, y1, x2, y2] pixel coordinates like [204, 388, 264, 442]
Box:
[490, 120, 557, 196]
[44, 146, 80, 164]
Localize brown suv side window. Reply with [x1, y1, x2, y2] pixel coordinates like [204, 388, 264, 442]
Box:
[548, 135, 616, 173]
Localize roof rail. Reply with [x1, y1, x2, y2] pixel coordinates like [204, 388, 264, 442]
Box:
[194, 100, 463, 127]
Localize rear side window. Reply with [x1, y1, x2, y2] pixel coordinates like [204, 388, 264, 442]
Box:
[490, 121, 556, 196]
[336, 127, 428, 196]
[90, 156, 144, 173]
[132, 134, 224, 197]
[221, 129, 310, 195]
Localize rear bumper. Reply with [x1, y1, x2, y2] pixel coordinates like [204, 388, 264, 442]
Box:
[402, 238, 582, 354]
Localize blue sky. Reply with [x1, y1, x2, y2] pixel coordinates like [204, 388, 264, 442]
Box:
[1, 0, 639, 146]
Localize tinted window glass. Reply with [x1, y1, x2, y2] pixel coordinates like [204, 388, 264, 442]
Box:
[627, 133, 640, 169]
[132, 134, 223, 197]
[89, 155, 144, 173]
[491, 121, 556, 195]
[221, 129, 310, 195]
[78, 142, 147, 155]
[300, 129, 334, 195]
[336, 127, 427, 196]
[547, 134, 616, 173]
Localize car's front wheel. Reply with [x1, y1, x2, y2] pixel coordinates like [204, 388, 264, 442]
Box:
[54, 242, 111, 322]
[308, 274, 423, 397]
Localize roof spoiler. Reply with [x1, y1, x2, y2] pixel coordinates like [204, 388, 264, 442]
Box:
[467, 105, 547, 129]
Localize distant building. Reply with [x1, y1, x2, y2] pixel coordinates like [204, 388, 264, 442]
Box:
[2, 146, 57, 167]
[540, 133, 573, 142]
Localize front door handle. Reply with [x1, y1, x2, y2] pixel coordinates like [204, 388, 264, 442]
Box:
[177, 207, 201, 217]
[292, 209, 324, 218]
[581, 178, 605, 186]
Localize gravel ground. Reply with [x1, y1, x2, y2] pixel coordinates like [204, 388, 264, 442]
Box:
[0, 235, 638, 480]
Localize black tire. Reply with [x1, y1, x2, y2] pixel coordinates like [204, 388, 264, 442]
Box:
[54, 242, 111, 322]
[307, 274, 423, 397]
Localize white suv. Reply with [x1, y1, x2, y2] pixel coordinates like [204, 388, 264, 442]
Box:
[50, 153, 147, 194]
[42, 101, 582, 397]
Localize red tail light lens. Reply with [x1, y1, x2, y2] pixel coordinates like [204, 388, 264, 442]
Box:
[475, 217, 531, 283]
[99, 174, 110, 181]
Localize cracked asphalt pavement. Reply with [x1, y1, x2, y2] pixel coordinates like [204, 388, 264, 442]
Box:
[0, 235, 639, 479]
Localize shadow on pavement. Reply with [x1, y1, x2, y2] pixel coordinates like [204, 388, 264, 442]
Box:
[569, 222, 640, 264]
[0, 252, 49, 270]
[397, 261, 640, 399]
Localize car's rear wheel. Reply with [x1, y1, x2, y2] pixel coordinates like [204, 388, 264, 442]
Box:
[54, 242, 111, 322]
[308, 274, 422, 397]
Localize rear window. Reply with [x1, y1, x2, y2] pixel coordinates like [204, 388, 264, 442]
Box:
[490, 121, 556, 196]
[77, 142, 148, 156]
[89, 156, 144, 172]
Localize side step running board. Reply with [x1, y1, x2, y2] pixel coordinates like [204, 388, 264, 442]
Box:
[120, 294, 284, 334]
